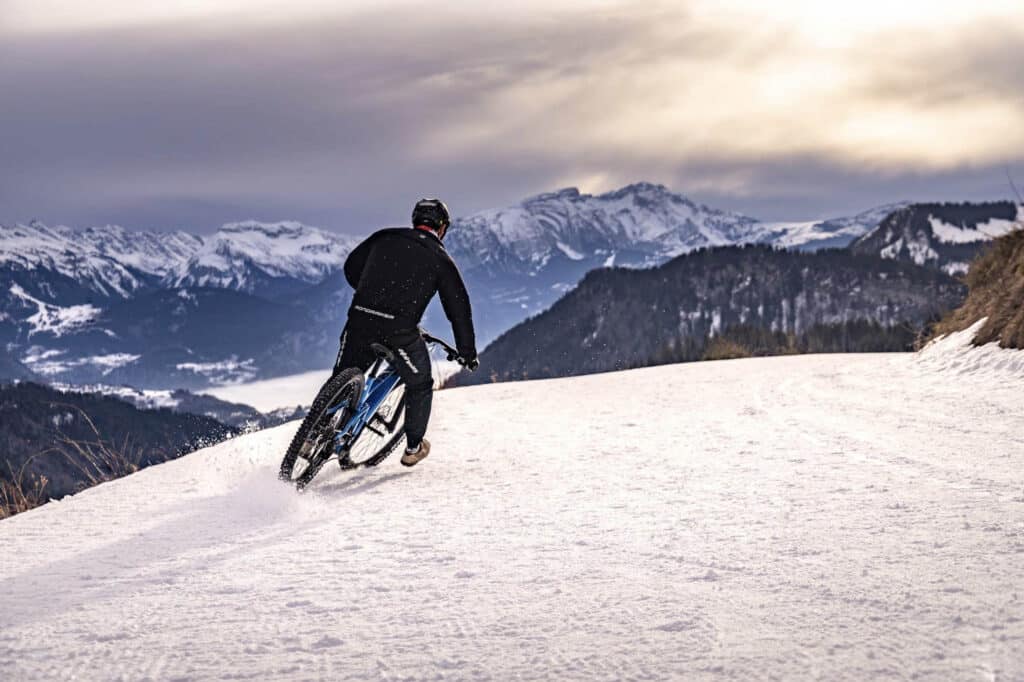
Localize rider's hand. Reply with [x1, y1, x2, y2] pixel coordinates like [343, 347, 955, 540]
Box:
[463, 355, 480, 372]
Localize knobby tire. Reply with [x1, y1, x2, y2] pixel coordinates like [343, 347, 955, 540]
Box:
[279, 367, 363, 489]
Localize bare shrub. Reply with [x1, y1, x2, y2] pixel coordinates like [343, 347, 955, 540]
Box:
[702, 337, 752, 361]
[52, 404, 147, 488]
[1, 454, 50, 519]
[1, 404, 151, 520]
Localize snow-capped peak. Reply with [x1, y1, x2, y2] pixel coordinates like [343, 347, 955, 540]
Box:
[446, 182, 763, 272]
[219, 220, 310, 238]
[0, 221, 200, 297]
[168, 220, 359, 292]
[760, 202, 912, 251]
[0, 219, 359, 300]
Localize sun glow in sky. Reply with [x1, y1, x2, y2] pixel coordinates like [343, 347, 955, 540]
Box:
[1, 0, 1022, 227]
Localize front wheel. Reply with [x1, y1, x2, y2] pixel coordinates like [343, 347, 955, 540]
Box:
[279, 367, 364, 489]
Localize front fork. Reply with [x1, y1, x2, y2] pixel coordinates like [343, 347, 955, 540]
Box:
[330, 358, 399, 454]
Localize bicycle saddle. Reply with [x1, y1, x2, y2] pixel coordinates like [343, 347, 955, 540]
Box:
[369, 343, 394, 361]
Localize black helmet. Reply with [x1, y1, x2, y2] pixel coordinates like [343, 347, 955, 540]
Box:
[412, 198, 451, 232]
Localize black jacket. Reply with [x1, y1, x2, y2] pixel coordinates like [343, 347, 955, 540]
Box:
[344, 227, 476, 358]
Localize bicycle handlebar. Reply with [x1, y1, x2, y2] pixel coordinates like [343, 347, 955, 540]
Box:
[420, 332, 464, 364]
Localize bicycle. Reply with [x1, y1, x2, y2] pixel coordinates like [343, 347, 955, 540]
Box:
[279, 331, 465, 490]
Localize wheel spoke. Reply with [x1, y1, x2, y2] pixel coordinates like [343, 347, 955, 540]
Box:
[344, 384, 406, 467]
[278, 368, 364, 487]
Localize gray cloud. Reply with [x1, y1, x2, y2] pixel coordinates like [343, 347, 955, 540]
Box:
[1, 3, 1022, 231]
[851, 22, 1024, 115]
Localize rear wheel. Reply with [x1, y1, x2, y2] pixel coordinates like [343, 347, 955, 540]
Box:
[279, 367, 363, 489]
[340, 383, 406, 469]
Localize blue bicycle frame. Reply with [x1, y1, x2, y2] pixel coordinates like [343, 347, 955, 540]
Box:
[326, 356, 403, 455]
[321, 333, 460, 459]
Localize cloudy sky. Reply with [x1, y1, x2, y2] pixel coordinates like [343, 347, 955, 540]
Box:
[2, 0, 1022, 232]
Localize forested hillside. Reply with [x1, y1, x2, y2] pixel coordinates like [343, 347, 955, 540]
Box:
[1, 382, 235, 517]
[456, 245, 965, 385]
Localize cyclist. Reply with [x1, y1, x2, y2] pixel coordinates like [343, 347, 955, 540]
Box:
[334, 198, 478, 467]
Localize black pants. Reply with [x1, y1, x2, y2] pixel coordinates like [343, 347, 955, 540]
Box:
[333, 318, 433, 449]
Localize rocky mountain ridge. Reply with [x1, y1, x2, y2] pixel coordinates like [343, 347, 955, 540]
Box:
[1, 187, 1007, 389]
[850, 202, 1021, 275]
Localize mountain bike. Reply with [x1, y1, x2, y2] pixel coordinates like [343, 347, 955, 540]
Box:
[279, 331, 464, 490]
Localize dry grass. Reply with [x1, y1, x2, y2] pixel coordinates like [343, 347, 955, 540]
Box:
[1, 455, 50, 520]
[702, 337, 753, 361]
[1, 404, 145, 520]
[931, 227, 1024, 348]
[53, 404, 145, 488]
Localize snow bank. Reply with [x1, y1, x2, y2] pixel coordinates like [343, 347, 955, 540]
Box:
[916, 318, 1024, 380]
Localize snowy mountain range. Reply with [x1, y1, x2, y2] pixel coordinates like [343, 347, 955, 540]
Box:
[449, 184, 904, 274]
[0, 220, 347, 387]
[0, 219, 356, 301]
[444, 184, 908, 340]
[167, 221, 358, 297]
[1, 183, 1008, 389]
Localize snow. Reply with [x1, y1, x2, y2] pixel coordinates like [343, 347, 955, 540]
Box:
[710, 308, 722, 336]
[52, 382, 178, 410]
[448, 183, 765, 272]
[203, 359, 464, 412]
[0, 222, 200, 297]
[21, 350, 141, 377]
[79, 224, 202, 275]
[880, 237, 939, 266]
[88, 353, 141, 371]
[941, 261, 970, 276]
[2, 353, 1023, 680]
[762, 203, 909, 251]
[555, 241, 585, 260]
[176, 356, 258, 385]
[929, 208, 1022, 244]
[916, 318, 1024, 380]
[170, 221, 359, 289]
[448, 186, 903, 276]
[8, 284, 100, 337]
[0, 220, 352, 301]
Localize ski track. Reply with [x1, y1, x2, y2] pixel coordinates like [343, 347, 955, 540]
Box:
[1, 354, 1023, 681]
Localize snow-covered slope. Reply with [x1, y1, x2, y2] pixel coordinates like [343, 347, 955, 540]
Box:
[916, 318, 1024, 380]
[761, 202, 909, 251]
[0, 219, 354, 300]
[0, 221, 200, 297]
[77, 224, 205, 278]
[851, 202, 1022, 275]
[447, 184, 899, 276]
[3, 354, 1022, 680]
[447, 184, 762, 273]
[8, 283, 102, 337]
[0, 221, 357, 387]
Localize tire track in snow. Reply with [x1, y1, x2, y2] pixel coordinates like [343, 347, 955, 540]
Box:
[1, 354, 1023, 680]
